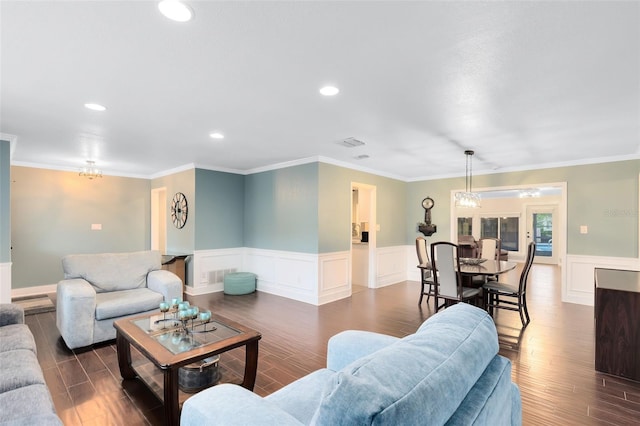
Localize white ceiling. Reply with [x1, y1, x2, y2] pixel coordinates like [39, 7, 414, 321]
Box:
[1, 1, 639, 180]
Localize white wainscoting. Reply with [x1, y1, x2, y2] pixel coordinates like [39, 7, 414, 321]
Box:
[245, 248, 319, 305]
[318, 251, 350, 305]
[375, 245, 410, 288]
[0, 262, 11, 303]
[188, 248, 244, 296]
[564, 254, 640, 306]
[189, 246, 413, 305]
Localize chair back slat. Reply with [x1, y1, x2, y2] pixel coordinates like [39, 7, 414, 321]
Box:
[479, 238, 501, 260]
[415, 237, 432, 279]
[431, 242, 461, 298]
[520, 242, 536, 293]
[415, 237, 428, 266]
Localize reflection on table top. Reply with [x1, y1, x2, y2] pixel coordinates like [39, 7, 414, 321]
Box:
[458, 260, 517, 276]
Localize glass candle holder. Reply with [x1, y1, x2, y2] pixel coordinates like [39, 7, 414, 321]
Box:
[171, 297, 182, 309]
[190, 306, 199, 319]
[159, 302, 170, 325]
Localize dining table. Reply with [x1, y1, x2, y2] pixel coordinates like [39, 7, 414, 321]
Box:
[458, 259, 518, 283]
[457, 259, 518, 308]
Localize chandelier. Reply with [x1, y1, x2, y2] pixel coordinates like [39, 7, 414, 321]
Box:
[79, 161, 103, 179]
[519, 188, 541, 198]
[455, 150, 481, 208]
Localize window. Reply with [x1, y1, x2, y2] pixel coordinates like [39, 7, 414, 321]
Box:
[457, 217, 473, 236]
[500, 217, 519, 251]
[480, 218, 498, 238]
[481, 216, 519, 251]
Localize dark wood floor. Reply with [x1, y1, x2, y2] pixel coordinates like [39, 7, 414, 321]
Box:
[27, 263, 640, 425]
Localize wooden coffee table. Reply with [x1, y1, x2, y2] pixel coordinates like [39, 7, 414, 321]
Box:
[114, 311, 261, 426]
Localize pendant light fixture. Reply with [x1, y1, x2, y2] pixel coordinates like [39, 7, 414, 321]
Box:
[455, 150, 481, 208]
[79, 161, 103, 180]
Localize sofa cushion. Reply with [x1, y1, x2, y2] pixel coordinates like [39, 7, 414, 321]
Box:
[0, 324, 37, 353]
[313, 304, 499, 425]
[62, 250, 161, 293]
[445, 355, 515, 425]
[0, 383, 62, 425]
[0, 349, 46, 393]
[266, 369, 334, 424]
[95, 288, 164, 320]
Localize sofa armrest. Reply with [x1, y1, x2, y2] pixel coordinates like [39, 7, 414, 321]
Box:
[147, 270, 182, 302]
[327, 330, 400, 371]
[181, 383, 302, 426]
[0, 303, 25, 326]
[56, 279, 97, 349]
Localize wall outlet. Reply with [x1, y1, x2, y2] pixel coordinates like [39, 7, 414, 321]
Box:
[91, 224, 102, 231]
[580, 225, 588, 234]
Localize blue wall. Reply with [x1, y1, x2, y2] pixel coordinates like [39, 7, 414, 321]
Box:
[243, 163, 319, 253]
[195, 169, 244, 249]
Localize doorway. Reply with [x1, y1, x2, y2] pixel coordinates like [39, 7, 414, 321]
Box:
[351, 183, 376, 289]
[151, 187, 167, 252]
[526, 205, 558, 264]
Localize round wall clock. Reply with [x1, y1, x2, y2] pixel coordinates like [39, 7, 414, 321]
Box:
[170, 192, 188, 229]
[422, 197, 435, 210]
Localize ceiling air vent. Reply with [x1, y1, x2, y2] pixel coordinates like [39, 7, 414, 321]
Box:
[337, 137, 365, 148]
[355, 154, 370, 160]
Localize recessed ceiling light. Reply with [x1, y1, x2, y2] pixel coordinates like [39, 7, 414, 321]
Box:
[158, 0, 194, 22]
[209, 132, 224, 139]
[319, 86, 339, 96]
[84, 103, 106, 111]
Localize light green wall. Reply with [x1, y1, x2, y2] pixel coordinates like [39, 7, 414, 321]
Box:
[10, 166, 151, 288]
[152, 169, 195, 254]
[194, 169, 244, 250]
[244, 163, 319, 253]
[407, 159, 640, 258]
[318, 163, 407, 252]
[0, 141, 10, 263]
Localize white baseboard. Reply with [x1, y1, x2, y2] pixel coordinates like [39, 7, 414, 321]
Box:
[11, 283, 58, 299]
[564, 255, 640, 306]
[184, 283, 224, 296]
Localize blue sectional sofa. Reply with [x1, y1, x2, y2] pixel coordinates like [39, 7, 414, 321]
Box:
[0, 303, 62, 425]
[181, 303, 521, 425]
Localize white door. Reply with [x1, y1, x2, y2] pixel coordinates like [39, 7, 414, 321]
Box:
[526, 205, 557, 264]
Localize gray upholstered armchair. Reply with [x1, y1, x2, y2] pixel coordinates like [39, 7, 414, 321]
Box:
[56, 250, 182, 349]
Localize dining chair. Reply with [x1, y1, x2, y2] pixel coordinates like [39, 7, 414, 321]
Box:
[415, 237, 436, 305]
[478, 237, 501, 261]
[483, 241, 536, 327]
[430, 241, 481, 312]
[474, 237, 502, 284]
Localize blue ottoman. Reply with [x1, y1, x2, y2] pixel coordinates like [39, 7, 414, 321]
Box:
[223, 272, 257, 295]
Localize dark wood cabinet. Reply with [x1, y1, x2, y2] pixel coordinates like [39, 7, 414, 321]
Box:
[162, 254, 189, 291]
[594, 268, 640, 382]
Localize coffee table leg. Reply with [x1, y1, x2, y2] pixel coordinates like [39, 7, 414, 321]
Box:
[164, 368, 180, 426]
[116, 332, 136, 379]
[241, 340, 259, 390]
